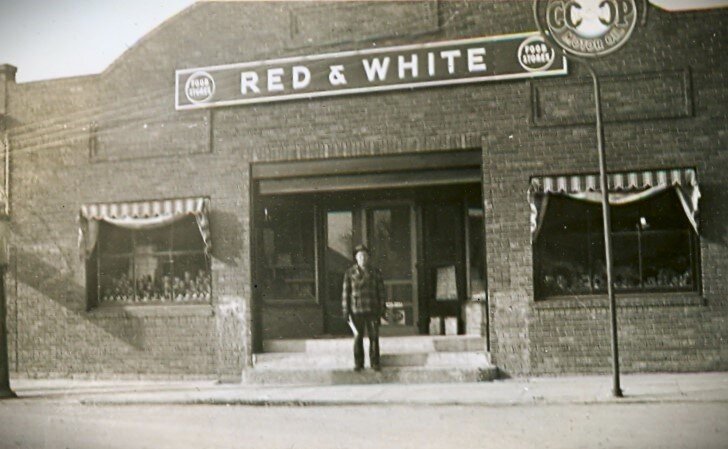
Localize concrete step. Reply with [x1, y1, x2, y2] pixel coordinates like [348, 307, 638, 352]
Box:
[249, 336, 496, 385]
[262, 335, 485, 354]
[242, 366, 499, 385]
[253, 351, 490, 369]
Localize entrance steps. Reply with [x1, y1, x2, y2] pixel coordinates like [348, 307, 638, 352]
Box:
[244, 335, 498, 385]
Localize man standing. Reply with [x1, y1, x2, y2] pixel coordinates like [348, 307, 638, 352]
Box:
[341, 244, 386, 371]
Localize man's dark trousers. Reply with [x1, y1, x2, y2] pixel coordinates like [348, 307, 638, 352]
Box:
[351, 313, 380, 369]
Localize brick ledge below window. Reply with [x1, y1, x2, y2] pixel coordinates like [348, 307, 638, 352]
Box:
[88, 304, 214, 317]
[263, 299, 320, 307]
[533, 292, 704, 310]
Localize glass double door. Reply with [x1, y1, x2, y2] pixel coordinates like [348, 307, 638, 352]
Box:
[324, 203, 418, 336]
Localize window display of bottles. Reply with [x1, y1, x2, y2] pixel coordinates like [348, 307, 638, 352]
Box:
[535, 191, 698, 299]
[538, 261, 693, 297]
[94, 217, 211, 307]
[100, 269, 212, 303]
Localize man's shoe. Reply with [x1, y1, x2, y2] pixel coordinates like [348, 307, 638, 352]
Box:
[371, 365, 381, 372]
[354, 366, 364, 372]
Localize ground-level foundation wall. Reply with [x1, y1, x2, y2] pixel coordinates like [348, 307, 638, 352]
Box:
[483, 10, 728, 376]
[262, 304, 324, 340]
[531, 304, 727, 374]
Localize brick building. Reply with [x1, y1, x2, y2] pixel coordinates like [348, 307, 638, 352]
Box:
[0, 1, 726, 381]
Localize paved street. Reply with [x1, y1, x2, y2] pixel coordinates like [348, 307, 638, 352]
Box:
[1, 373, 727, 449]
[1, 401, 727, 449]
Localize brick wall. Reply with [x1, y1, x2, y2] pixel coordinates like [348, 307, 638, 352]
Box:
[3, 1, 726, 378]
[4, 73, 223, 378]
[482, 7, 728, 375]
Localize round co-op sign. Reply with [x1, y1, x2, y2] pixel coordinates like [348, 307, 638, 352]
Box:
[542, 0, 637, 57]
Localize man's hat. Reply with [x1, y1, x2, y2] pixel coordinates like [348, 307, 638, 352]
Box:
[353, 244, 370, 257]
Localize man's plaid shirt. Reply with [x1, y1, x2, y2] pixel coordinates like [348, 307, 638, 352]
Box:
[341, 264, 386, 317]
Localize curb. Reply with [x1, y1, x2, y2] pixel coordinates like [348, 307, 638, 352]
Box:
[77, 395, 728, 408]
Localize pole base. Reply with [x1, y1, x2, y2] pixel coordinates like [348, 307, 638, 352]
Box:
[0, 388, 17, 399]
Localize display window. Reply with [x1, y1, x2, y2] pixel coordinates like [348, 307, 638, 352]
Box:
[534, 192, 698, 297]
[257, 198, 316, 301]
[79, 198, 212, 307]
[529, 169, 700, 299]
[95, 218, 210, 304]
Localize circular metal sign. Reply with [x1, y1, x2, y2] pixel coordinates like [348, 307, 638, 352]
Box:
[542, 0, 637, 58]
[185, 71, 216, 104]
[518, 35, 557, 72]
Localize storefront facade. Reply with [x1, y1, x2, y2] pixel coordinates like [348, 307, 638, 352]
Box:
[1, 1, 726, 380]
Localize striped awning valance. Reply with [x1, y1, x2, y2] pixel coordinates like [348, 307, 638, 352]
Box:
[528, 168, 700, 241]
[79, 197, 211, 258]
[80, 197, 208, 220]
[530, 168, 698, 195]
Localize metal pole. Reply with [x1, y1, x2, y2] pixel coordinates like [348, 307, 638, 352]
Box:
[532, 0, 624, 399]
[0, 267, 16, 399]
[637, 223, 643, 290]
[587, 64, 623, 398]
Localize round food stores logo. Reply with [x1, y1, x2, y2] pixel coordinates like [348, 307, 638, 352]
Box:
[184, 71, 215, 104]
[518, 36, 557, 72]
[545, 0, 637, 57]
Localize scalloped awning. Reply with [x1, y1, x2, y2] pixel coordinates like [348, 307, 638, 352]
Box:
[78, 197, 211, 258]
[528, 168, 700, 241]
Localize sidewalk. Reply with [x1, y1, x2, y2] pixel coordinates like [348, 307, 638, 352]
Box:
[7, 372, 728, 407]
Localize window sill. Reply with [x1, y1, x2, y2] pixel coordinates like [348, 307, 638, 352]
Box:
[533, 291, 704, 310]
[263, 299, 319, 307]
[88, 303, 214, 317]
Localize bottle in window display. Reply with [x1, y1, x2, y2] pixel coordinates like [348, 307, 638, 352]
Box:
[577, 272, 592, 292]
[137, 278, 144, 302]
[147, 278, 155, 301]
[184, 271, 193, 300]
[657, 267, 679, 288]
[162, 275, 172, 301]
[614, 270, 638, 290]
[643, 266, 658, 288]
[110, 276, 120, 301]
[554, 270, 570, 294]
[151, 275, 161, 301]
[675, 257, 691, 287]
[115, 273, 133, 302]
[106, 281, 113, 302]
[591, 260, 607, 292]
[147, 275, 155, 300]
[137, 275, 148, 302]
[197, 269, 211, 299]
[113, 280, 121, 302]
[102, 282, 112, 303]
[678, 270, 691, 287]
[541, 273, 557, 296]
[173, 276, 184, 302]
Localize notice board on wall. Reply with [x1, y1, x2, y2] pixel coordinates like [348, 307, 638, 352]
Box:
[435, 265, 458, 301]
